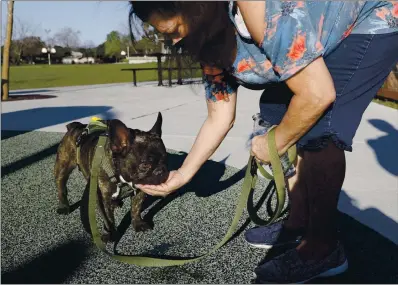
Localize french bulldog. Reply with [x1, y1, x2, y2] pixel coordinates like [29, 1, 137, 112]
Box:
[54, 113, 168, 242]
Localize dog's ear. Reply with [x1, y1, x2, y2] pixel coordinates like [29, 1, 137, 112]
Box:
[66, 122, 85, 132]
[149, 112, 162, 137]
[109, 120, 133, 156]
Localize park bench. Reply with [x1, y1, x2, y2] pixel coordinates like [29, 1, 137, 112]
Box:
[121, 52, 205, 87]
[121, 66, 204, 87]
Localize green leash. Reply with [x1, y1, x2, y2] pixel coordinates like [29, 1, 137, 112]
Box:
[88, 127, 296, 267]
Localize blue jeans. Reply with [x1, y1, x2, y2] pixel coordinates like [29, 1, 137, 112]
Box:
[258, 32, 398, 151]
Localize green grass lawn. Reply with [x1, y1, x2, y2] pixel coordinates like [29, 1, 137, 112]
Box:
[8, 63, 202, 90]
[7, 64, 398, 111]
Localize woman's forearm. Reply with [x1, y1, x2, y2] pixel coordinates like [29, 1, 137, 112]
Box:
[179, 116, 234, 181]
[276, 58, 336, 154]
[275, 91, 334, 154]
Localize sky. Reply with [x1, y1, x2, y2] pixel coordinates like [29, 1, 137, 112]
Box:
[1, 1, 132, 46]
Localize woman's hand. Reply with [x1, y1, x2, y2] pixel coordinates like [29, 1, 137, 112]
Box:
[251, 127, 291, 164]
[251, 133, 271, 164]
[135, 169, 189, 197]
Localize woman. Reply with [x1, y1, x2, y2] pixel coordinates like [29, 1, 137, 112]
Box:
[131, 1, 398, 283]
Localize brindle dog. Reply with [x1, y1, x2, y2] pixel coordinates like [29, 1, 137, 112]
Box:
[54, 113, 168, 242]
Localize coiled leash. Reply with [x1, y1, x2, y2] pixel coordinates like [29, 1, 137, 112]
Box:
[87, 120, 296, 267]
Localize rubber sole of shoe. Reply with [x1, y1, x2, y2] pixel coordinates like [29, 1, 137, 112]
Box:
[298, 259, 349, 284]
[246, 239, 300, 249]
[253, 259, 348, 284]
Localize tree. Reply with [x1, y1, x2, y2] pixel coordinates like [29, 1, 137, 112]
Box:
[104, 31, 122, 60]
[2, 0, 15, 101]
[130, 24, 162, 54]
[80, 40, 96, 58]
[50, 45, 71, 63]
[21, 36, 46, 64]
[1, 24, 6, 46]
[12, 17, 41, 64]
[120, 33, 136, 54]
[54, 27, 81, 49]
[96, 42, 105, 59]
[118, 21, 137, 54]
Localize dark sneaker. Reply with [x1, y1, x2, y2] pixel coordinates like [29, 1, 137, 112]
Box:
[253, 242, 348, 283]
[244, 221, 304, 249]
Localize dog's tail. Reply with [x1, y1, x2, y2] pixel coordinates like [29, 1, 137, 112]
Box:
[66, 122, 86, 132]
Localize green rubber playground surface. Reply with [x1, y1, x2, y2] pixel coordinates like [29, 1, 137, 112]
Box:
[1, 130, 397, 283]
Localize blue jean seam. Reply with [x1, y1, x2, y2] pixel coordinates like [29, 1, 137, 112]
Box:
[326, 34, 374, 133]
[337, 34, 375, 97]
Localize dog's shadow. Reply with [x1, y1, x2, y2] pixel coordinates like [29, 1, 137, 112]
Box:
[110, 151, 285, 257]
[79, 150, 250, 252]
[109, 151, 252, 251]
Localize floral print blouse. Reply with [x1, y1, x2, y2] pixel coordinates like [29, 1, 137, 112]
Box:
[203, 1, 398, 102]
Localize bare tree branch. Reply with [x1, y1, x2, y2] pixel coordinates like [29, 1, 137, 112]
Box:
[11, 17, 42, 63]
[53, 27, 81, 49]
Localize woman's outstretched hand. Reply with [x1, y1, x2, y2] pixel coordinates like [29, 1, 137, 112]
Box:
[135, 169, 188, 197]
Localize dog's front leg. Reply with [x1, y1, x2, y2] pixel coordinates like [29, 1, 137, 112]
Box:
[98, 181, 118, 242]
[131, 191, 152, 232]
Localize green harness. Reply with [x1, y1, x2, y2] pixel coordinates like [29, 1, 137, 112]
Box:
[76, 119, 137, 201]
[85, 118, 296, 267]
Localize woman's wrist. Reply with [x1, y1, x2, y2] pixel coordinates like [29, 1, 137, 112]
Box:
[274, 125, 294, 156]
[177, 166, 194, 184]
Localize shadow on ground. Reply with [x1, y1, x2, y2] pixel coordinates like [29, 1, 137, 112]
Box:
[1, 239, 90, 284]
[1, 130, 31, 141]
[9, 89, 56, 95]
[1, 133, 397, 283]
[367, 119, 398, 176]
[79, 151, 249, 245]
[1, 140, 60, 177]
[1, 106, 116, 139]
[254, 190, 398, 284]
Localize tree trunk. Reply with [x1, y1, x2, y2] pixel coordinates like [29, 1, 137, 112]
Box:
[1, 0, 15, 101]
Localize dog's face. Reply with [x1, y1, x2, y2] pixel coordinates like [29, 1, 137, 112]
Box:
[109, 113, 168, 185]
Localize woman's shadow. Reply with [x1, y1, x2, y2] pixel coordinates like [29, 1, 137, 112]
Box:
[252, 189, 398, 284]
[142, 151, 247, 223]
[366, 119, 398, 176]
[80, 151, 248, 251]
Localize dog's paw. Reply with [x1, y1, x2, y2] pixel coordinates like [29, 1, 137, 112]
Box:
[101, 231, 118, 243]
[133, 220, 153, 232]
[56, 205, 70, 215]
[101, 232, 112, 243]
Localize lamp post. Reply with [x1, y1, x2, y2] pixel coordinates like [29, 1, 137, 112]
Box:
[121, 50, 127, 63]
[41, 47, 56, 66]
[121, 46, 130, 57]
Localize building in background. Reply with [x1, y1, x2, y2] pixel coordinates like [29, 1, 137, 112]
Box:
[62, 50, 95, 64]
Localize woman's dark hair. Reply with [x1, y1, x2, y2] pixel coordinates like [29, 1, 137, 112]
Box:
[129, 1, 236, 70]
